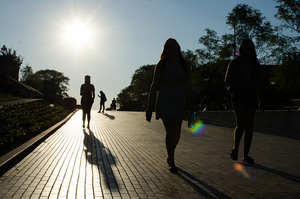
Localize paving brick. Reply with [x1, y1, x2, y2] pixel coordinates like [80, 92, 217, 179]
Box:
[1, 110, 300, 198]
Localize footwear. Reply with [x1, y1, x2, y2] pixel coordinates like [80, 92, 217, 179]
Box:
[82, 124, 85, 128]
[87, 125, 90, 129]
[167, 157, 177, 173]
[230, 148, 238, 160]
[243, 156, 254, 164]
[98, 111, 100, 113]
[169, 166, 178, 174]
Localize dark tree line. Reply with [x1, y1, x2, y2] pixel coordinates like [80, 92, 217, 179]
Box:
[20, 65, 70, 104]
[117, 65, 155, 111]
[1, 45, 70, 104]
[117, 1, 300, 111]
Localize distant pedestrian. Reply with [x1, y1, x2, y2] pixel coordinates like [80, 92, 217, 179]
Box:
[225, 38, 264, 164]
[80, 75, 95, 129]
[112, 98, 117, 110]
[145, 38, 196, 173]
[98, 91, 106, 113]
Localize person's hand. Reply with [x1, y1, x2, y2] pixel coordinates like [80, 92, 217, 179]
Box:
[258, 104, 264, 113]
[145, 105, 153, 122]
[188, 101, 198, 111]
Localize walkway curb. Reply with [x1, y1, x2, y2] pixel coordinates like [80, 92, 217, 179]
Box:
[0, 109, 78, 177]
[0, 98, 43, 108]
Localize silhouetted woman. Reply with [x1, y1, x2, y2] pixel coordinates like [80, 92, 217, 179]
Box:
[146, 38, 195, 173]
[225, 39, 264, 164]
[80, 75, 95, 129]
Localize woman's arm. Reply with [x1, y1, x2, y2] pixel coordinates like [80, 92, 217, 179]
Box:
[225, 60, 236, 84]
[92, 85, 95, 100]
[145, 61, 162, 120]
[80, 85, 83, 96]
[256, 69, 264, 113]
[185, 62, 195, 104]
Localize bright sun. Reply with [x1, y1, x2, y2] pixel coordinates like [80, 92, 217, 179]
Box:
[64, 23, 91, 46]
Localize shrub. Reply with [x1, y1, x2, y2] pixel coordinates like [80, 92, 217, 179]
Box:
[0, 101, 71, 156]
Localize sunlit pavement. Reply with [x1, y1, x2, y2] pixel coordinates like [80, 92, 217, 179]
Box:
[0, 110, 300, 198]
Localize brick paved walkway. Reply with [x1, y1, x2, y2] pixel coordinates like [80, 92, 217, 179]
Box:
[0, 110, 299, 198]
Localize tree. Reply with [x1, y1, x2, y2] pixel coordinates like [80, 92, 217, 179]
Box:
[182, 50, 198, 70]
[117, 86, 135, 110]
[270, 0, 300, 63]
[117, 64, 155, 111]
[219, 33, 235, 61]
[267, 0, 300, 106]
[271, 52, 300, 101]
[226, 4, 274, 63]
[274, 0, 300, 34]
[20, 64, 34, 82]
[0, 45, 23, 81]
[20, 64, 43, 91]
[36, 69, 70, 103]
[116, 3, 299, 110]
[0, 45, 23, 66]
[196, 28, 220, 64]
[20, 68, 70, 103]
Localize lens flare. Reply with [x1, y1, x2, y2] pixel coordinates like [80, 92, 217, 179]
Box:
[190, 120, 205, 136]
[233, 162, 256, 183]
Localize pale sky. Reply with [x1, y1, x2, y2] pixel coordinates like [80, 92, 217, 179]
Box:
[0, 0, 284, 109]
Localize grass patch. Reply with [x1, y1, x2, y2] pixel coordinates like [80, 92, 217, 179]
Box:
[0, 93, 24, 102]
[0, 101, 72, 157]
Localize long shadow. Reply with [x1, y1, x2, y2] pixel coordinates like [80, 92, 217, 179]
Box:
[83, 129, 118, 191]
[177, 168, 231, 199]
[103, 112, 115, 120]
[243, 163, 300, 184]
[201, 118, 300, 140]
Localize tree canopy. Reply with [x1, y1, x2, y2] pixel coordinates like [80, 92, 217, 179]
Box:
[0, 45, 23, 66]
[117, 2, 300, 111]
[20, 66, 70, 104]
[275, 0, 300, 34]
[117, 65, 155, 111]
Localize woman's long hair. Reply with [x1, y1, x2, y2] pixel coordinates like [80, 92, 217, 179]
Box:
[161, 38, 186, 63]
[84, 75, 91, 84]
[160, 38, 187, 73]
[236, 38, 260, 68]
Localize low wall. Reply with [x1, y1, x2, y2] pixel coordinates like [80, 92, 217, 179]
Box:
[197, 110, 300, 133]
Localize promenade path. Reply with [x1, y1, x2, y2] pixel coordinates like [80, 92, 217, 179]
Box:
[0, 110, 299, 198]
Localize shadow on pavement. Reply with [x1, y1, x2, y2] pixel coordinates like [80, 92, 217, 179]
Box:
[177, 168, 230, 199]
[201, 118, 300, 140]
[83, 129, 119, 191]
[103, 113, 115, 120]
[244, 163, 300, 184]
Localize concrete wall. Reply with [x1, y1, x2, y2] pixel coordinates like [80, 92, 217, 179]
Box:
[197, 110, 300, 133]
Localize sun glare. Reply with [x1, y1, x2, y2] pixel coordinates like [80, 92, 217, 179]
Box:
[64, 23, 91, 47]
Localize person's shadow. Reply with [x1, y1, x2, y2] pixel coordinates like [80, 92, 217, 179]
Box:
[243, 163, 300, 184]
[83, 129, 118, 191]
[177, 168, 231, 199]
[103, 112, 115, 120]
